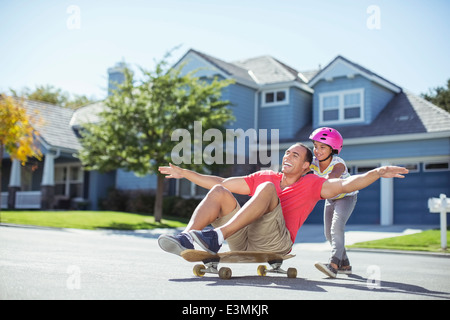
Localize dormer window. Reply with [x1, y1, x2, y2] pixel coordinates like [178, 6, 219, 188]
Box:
[319, 88, 364, 125]
[262, 89, 289, 107]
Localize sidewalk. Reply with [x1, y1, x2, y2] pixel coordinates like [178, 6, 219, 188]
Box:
[293, 224, 436, 252]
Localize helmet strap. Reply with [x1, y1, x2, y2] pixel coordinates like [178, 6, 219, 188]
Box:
[319, 152, 333, 162]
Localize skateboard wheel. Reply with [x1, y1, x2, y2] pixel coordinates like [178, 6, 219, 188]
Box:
[219, 267, 232, 280]
[287, 267, 297, 278]
[193, 264, 205, 277]
[257, 265, 267, 276]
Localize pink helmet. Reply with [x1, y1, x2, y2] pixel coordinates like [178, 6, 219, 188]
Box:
[309, 127, 343, 154]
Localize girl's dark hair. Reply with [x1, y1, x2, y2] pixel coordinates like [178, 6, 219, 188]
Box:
[294, 142, 313, 164]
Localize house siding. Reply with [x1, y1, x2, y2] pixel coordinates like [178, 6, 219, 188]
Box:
[225, 83, 255, 131]
[259, 103, 292, 140]
[312, 75, 396, 128]
[340, 137, 450, 161]
[87, 171, 116, 210]
[306, 181, 381, 225]
[116, 169, 157, 190]
[259, 87, 312, 140]
[369, 81, 396, 121]
[394, 169, 450, 224]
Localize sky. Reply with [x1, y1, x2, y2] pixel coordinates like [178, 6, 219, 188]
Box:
[1, 0, 449, 101]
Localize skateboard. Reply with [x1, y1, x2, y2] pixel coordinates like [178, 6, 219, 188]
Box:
[181, 249, 297, 280]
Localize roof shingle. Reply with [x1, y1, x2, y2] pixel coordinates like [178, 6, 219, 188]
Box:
[22, 99, 81, 151]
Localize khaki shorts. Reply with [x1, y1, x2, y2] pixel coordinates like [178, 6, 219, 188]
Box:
[211, 202, 293, 255]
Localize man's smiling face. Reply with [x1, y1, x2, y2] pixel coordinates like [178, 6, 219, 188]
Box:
[281, 144, 308, 175]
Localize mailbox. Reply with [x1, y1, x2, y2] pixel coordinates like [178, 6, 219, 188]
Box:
[428, 194, 449, 250]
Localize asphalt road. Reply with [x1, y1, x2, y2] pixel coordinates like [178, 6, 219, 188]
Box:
[1, 225, 449, 301]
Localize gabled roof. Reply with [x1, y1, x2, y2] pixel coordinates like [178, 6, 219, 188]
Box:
[189, 49, 256, 84]
[233, 55, 306, 85]
[293, 90, 450, 142]
[309, 55, 402, 93]
[178, 49, 313, 90]
[22, 99, 81, 152]
[70, 101, 106, 128]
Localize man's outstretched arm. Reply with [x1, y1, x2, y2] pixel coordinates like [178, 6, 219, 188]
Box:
[320, 166, 409, 199]
[158, 163, 250, 195]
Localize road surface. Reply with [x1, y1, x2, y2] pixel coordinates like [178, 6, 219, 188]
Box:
[1, 225, 449, 301]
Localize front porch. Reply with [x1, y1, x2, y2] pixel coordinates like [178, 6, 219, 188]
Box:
[1, 191, 41, 209]
[1, 152, 87, 210]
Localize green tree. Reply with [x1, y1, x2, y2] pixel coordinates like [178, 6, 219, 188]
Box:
[421, 78, 450, 113]
[77, 52, 235, 222]
[9, 84, 95, 109]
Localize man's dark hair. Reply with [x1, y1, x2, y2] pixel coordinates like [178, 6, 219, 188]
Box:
[294, 142, 313, 164]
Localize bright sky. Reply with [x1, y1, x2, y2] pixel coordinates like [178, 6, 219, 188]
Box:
[1, 0, 449, 101]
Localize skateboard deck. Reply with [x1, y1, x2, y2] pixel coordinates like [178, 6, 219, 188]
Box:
[181, 249, 297, 279]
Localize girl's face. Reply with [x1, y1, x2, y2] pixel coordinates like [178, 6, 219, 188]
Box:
[313, 141, 333, 161]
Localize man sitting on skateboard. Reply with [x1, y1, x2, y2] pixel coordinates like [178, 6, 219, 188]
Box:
[158, 143, 408, 256]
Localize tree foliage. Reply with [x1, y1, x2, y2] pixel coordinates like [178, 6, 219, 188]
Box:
[77, 51, 235, 221]
[421, 78, 450, 113]
[9, 84, 95, 109]
[0, 95, 42, 210]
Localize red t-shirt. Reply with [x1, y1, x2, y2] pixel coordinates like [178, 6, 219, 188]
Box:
[244, 170, 326, 243]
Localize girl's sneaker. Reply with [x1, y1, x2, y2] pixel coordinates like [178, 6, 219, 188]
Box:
[314, 262, 337, 278]
[338, 265, 352, 275]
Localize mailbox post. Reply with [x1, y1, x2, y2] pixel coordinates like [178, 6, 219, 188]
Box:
[428, 194, 450, 250]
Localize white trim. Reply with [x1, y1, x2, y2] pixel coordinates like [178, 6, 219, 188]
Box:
[423, 160, 450, 172]
[380, 160, 394, 225]
[15, 191, 41, 209]
[345, 155, 450, 169]
[318, 88, 365, 125]
[173, 51, 229, 80]
[309, 57, 401, 93]
[354, 164, 379, 174]
[8, 160, 21, 187]
[175, 50, 260, 90]
[392, 162, 420, 173]
[276, 131, 450, 151]
[254, 89, 260, 130]
[54, 163, 84, 198]
[261, 80, 314, 94]
[261, 88, 289, 107]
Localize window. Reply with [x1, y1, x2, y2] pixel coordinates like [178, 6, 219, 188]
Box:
[355, 165, 378, 174]
[55, 164, 84, 198]
[394, 163, 420, 173]
[319, 88, 364, 125]
[178, 179, 208, 198]
[424, 161, 450, 172]
[262, 89, 289, 107]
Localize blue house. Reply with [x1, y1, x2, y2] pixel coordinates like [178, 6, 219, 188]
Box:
[171, 49, 450, 225]
[2, 49, 449, 226]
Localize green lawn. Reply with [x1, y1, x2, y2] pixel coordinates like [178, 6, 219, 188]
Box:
[0, 210, 187, 231]
[349, 229, 450, 253]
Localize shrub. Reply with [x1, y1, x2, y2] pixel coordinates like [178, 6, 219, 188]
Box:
[100, 189, 201, 219]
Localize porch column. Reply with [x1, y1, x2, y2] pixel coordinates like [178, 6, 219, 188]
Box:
[8, 160, 21, 209]
[41, 153, 55, 210]
[380, 161, 394, 225]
